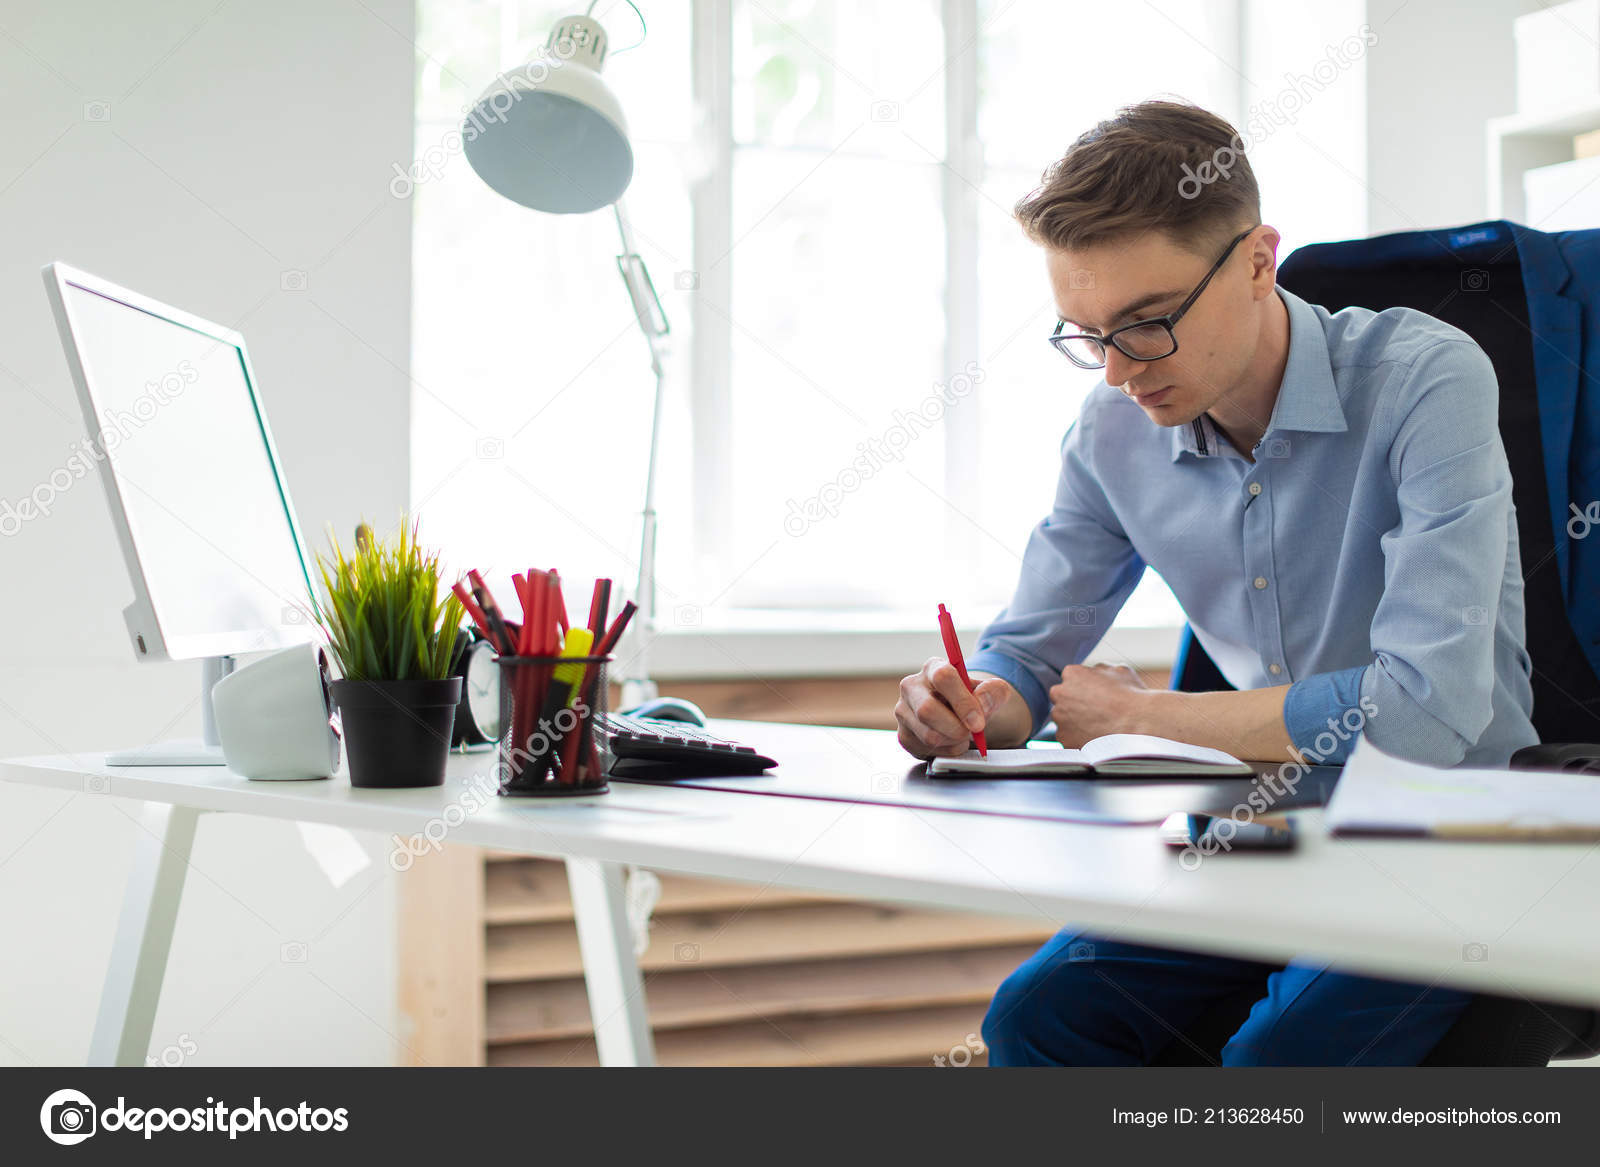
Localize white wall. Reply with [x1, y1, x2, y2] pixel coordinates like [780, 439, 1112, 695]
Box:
[1363, 0, 1530, 234]
[1243, 0, 1371, 257]
[0, 0, 414, 1065]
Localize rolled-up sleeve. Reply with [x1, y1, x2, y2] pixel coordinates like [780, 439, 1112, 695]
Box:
[1283, 665, 1366, 763]
[967, 408, 1145, 738]
[1304, 339, 1512, 766]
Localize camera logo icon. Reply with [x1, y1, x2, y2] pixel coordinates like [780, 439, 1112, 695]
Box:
[1462, 606, 1488, 626]
[1264, 437, 1291, 459]
[1462, 941, 1489, 962]
[83, 101, 111, 123]
[1067, 941, 1095, 963]
[1068, 268, 1095, 290]
[475, 436, 504, 461]
[674, 270, 699, 291]
[674, 942, 700, 963]
[280, 940, 308, 963]
[1067, 605, 1096, 627]
[1459, 268, 1489, 292]
[280, 269, 308, 292]
[40, 1088, 96, 1145]
[870, 100, 900, 122]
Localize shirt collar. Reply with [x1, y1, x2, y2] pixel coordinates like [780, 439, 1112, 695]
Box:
[1170, 286, 1348, 461]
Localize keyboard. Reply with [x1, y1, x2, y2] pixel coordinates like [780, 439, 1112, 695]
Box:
[599, 714, 778, 778]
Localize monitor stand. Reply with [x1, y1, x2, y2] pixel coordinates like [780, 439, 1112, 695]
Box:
[106, 655, 235, 766]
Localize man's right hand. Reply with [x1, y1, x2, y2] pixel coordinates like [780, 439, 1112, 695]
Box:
[895, 658, 1027, 758]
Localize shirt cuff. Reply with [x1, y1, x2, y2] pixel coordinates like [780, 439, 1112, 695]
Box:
[966, 649, 1052, 738]
[1283, 665, 1368, 764]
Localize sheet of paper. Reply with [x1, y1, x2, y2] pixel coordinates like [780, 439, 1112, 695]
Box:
[1325, 737, 1600, 835]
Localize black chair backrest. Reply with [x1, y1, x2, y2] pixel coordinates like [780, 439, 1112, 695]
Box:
[1277, 222, 1600, 744]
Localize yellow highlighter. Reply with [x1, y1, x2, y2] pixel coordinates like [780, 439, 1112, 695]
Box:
[538, 627, 594, 725]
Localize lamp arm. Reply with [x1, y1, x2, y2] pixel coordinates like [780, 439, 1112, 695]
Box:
[612, 201, 669, 705]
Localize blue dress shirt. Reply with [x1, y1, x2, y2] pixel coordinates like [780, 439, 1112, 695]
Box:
[968, 287, 1537, 766]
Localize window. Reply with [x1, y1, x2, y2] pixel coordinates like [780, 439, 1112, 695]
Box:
[411, 0, 1366, 642]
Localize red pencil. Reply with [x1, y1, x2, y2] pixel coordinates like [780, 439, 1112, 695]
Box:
[452, 581, 493, 642]
[587, 577, 611, 641]
[937, 603, 987, 757]
[549, 569, 569, 636]
[467, 570, 515, 655]
[595, 599, 637, 658]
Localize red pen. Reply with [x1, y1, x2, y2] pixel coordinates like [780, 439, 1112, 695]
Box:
[937, 603, 987, 757]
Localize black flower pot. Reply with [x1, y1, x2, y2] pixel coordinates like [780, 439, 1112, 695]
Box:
[331, 677, 463, 788]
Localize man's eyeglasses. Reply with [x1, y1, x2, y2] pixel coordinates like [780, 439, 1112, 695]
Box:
[1048, 227, 1257, 370]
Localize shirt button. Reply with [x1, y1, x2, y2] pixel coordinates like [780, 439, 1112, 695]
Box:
[1253, 576, 1268, 590]
[1248, 482, 1263, 496]
[1268, 663, 1283, 676]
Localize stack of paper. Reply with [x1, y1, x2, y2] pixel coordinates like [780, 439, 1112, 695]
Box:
[1325, 738, 1600, 839]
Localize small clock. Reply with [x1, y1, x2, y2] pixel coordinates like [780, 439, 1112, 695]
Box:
[452, 629, 503, 747]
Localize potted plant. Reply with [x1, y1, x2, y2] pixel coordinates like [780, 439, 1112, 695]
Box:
[316, 518, 467, 788]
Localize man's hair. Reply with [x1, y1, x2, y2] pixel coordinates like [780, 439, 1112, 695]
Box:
[1014, 100, 1259, 255]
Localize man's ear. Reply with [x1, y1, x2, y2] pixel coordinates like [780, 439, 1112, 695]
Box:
[1249, 226, 1281, 300]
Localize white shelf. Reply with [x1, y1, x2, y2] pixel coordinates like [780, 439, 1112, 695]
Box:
[1487, 96, 1600, 222]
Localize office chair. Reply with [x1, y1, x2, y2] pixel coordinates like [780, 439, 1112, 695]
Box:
[1157, 219, 1600, 1065]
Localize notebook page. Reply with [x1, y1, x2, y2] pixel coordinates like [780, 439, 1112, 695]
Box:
[1080, 733, 1245, 768]
[927, 748, 1089, 774]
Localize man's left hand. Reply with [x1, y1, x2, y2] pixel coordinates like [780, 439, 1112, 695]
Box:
[1049, 663, 1154, 747]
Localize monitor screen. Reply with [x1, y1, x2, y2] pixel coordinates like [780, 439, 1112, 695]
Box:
[59, 277, 316, 660]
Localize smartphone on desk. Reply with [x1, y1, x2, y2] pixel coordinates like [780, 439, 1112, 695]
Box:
[1161, 813, 1297, 852]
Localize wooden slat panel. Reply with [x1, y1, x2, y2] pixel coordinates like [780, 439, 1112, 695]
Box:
[485, 901, 1052, 983]
[486, 944, 1034, 1043]
[664, 677, 901, 731]
[396, 844, 485, 1066]
[484, 859, 829, 924]
[488, 1002, 994, 1067]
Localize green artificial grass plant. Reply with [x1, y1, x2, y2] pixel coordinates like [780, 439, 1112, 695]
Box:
[316, 517, 467, 683]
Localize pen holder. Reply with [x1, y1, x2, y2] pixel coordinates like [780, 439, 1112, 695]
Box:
[495, 654, 612, 796]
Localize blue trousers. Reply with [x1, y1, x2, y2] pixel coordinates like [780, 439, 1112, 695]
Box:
[982, 929, 1471, 1066]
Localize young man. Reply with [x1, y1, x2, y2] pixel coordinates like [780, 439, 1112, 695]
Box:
[893, 101, 1537, 1066]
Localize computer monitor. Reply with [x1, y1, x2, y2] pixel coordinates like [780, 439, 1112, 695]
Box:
[43, 263, 320, 764]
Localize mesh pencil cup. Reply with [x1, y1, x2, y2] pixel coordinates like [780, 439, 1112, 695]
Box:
[495, 653, 612, 796]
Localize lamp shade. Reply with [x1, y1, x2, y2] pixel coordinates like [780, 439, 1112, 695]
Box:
[462, 13, 634, 214]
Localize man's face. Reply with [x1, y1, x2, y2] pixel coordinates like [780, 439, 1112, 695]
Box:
[1046, 229, 1261, 427]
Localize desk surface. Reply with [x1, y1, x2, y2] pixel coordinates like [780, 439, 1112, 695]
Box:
[4, 718, 1597, 1006]
[616, 720, 1340, 824]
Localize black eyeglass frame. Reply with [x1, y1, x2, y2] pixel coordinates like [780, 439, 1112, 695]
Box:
[1048, 226, 1258, 370]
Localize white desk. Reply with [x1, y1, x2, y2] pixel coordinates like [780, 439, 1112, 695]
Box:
[4, 718, 1598, 1067]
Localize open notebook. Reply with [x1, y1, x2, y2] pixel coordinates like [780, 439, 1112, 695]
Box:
[927, 734, 1253, 778]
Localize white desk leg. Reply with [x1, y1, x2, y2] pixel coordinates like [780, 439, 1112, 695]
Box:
[89, 803, 201, 1066]
[565, 857, 657, 1067]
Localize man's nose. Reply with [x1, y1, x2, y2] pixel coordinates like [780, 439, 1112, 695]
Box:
[1104, 346, 1143, 389]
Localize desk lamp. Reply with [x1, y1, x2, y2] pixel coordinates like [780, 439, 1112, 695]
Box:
[462, 4, 665, 708]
